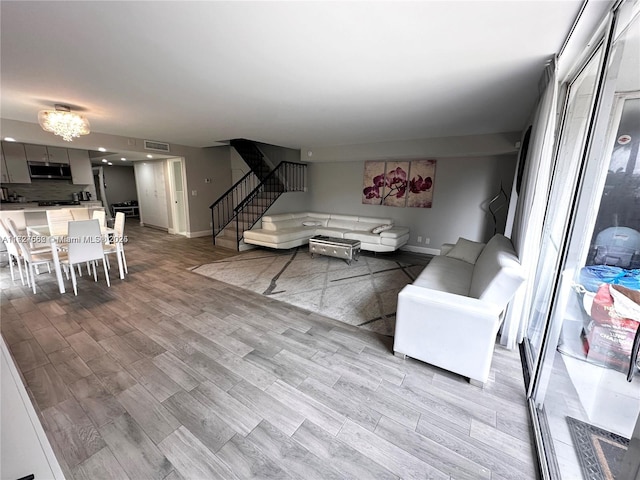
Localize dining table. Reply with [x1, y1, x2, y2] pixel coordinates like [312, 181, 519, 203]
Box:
[26, 223, 125, 294]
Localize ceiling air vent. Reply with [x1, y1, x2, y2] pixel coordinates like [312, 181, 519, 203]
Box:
[144, 140, 170, 152]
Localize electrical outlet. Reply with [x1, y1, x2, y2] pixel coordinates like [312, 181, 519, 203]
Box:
[417, 236, 422, 243]
[425, 237, 430, 245]
[209, 222, 213, 227]
[191, 190, 197, 196]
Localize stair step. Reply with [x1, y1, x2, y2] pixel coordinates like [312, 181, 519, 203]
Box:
[215, 236, 239, 251]
[238, 240, 255, 252]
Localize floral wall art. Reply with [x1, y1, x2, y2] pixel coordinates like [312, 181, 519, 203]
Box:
[362, 159, 436, 208]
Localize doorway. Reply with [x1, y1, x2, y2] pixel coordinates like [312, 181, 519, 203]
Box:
[168, 158, 187, 236]
[92, 166, 111, 220]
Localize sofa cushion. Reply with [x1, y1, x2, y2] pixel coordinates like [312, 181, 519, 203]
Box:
[315, 227, 350, 238]
[469, 234, 524, 307]
[243, 227, 313, 243]
[344, 231, 382, 244]
[381, 232, 410, 248]
[413, 255, 474, 296]
[445, 237, 486, 264]
[327, 219, 360, 230]
[371, 224, 394, 234]
[380, 226, 410, 238]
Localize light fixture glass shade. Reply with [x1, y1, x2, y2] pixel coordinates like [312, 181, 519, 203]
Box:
[38, 105, 90, 141]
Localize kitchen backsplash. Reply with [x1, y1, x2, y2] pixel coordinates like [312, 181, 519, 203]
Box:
[6, 179, 97, 202]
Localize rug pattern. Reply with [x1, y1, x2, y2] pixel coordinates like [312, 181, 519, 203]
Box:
[191, 248, 426, 336]
[566, 416, 629, 480]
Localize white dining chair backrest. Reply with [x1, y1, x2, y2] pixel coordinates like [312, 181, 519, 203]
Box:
[5, 217, 24, 238]
[15, 231, 54, 294]
[0, 210, 27, 231]
[0, 219, 21, 259]
[67, 220, 104, 264]
[103, 211, 128, 275]
[0, 219, 26, 285]
[47, 208, 74, 236]
[71, 208, 90, 221]
[64, 219, 111, 295]
[92, 210, 106, 228]
[113, 212, 125, 236]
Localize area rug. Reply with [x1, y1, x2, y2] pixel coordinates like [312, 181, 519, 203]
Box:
[566, 416, 629, 480]
[190, 248, 428, 336]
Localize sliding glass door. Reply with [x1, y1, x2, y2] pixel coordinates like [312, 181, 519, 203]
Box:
[526, 2, 640, 477]
[524, 43, 605, 376]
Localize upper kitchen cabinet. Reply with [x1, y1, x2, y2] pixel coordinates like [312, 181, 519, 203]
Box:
[1, 142, 31, 184]
[1, 146, 8, 184]
[45, 146, 69, 164]
[67, 149, 93, 185]
[24, 144, 70, 164]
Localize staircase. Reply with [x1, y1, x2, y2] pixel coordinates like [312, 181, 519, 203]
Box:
[210, 141, 306, 251]
[229, 139, 272, 181]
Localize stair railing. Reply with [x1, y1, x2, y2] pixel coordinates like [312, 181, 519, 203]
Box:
[210, 171, 260, 243]
[233, 161, 307, 243]
[229, 139, 274, 180]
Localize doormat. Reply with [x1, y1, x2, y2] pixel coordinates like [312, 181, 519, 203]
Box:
[190, 247, 428, 336]
[566, 416, 629, 480]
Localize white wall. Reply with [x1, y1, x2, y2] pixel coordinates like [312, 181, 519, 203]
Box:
[102, 164, 137, 205]
[186, 146, 232, 235]
[230, 147, 249, 184]
[302, 132, 521, 162]
[303, 156, 516, 250]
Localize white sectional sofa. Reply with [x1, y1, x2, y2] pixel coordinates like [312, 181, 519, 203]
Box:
[243, 212, 410, 252]
[393, 234, 524, 386]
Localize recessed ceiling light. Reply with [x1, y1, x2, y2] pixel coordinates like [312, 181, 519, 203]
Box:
[4, 137, 16, 142]
[120, 157, 126, 161]
[102, 159, 107, 163]
[98, 147, 106, 152]
[146, 154, 153, 158]
[107, 162, 113, 166]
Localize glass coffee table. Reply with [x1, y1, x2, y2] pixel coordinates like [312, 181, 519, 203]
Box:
[309, 235, 361, 265]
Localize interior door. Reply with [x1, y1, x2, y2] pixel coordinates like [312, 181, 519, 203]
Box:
[169, 158, 187, 235]
[135, 161, 169, 230]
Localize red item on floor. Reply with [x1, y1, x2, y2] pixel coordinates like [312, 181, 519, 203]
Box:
[583, 283, 640, 371]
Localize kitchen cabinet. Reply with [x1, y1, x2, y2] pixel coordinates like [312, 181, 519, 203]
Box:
[1, 141, 31, 184]
[24, 144, 69, 164]
[68, 148, 94, 184]
[45, 146, 70, 164]
[1, 146, 8, 184]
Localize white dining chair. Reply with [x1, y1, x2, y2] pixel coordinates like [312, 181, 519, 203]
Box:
[71, 208, 90, 221]
[6, 217, 50, 256]
[92, 209, 106, 228]
[46, 208, 74, 236]
[0, 219, 27, 286]
[16, 238, 58, 294]
[60, 219, 111, 295]
[103, 212, 128, 275]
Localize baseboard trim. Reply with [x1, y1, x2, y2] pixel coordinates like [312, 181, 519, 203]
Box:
[400, 245, 441, 255]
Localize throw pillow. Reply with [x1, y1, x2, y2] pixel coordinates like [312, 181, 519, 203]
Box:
[445, 237, 486, 264]
[371, 224, 394, 234]
[302, 221, 321, 227]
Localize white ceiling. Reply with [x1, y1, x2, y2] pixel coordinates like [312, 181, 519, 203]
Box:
[1, 1, 584, 151]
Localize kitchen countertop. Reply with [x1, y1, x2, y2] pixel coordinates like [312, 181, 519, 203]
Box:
[0, 202, 103, 211]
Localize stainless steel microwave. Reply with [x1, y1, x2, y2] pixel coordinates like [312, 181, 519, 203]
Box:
[28, 161, 72, 180]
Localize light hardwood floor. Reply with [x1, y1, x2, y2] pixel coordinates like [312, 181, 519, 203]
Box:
[1, 221, 539, 480]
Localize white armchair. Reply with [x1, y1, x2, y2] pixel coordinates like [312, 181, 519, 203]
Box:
[393, 234, 524, 386]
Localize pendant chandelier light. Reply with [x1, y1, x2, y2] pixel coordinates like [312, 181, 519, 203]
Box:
[38, 104, 90, 141]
